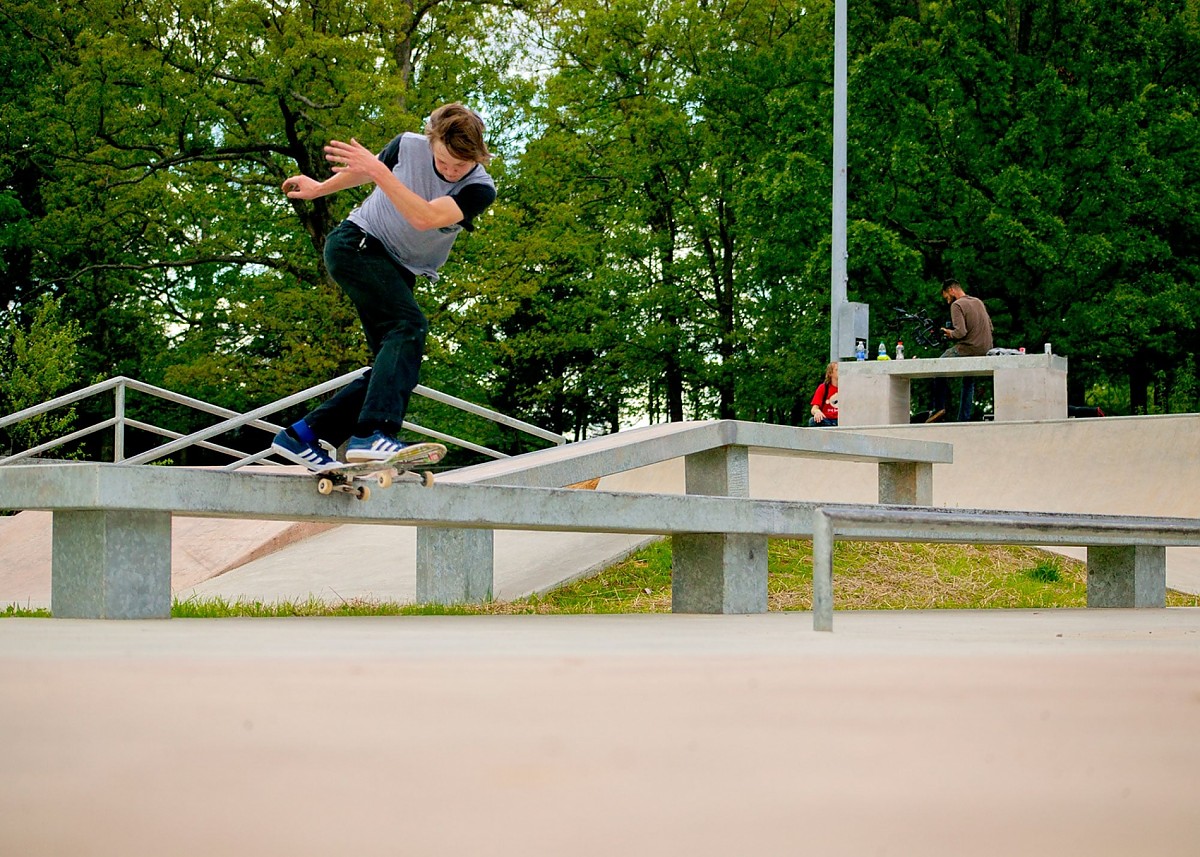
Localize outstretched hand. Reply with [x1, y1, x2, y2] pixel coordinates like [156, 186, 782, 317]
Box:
[280, 137, 382, 200]
[325, 138, 383, 182]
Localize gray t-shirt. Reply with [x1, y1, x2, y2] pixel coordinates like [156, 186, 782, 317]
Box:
[347, 132, 496, 281]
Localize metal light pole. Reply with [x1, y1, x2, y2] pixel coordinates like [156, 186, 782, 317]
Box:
[829, 0, 848, 362]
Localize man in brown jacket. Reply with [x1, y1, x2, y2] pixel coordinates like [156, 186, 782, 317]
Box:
[929, 278, 994, 422]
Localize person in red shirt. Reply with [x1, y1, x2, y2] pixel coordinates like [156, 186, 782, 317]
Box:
[808, 362, 839, 427]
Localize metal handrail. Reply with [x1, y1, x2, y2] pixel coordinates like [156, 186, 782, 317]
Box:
[0, 371, 565, 468]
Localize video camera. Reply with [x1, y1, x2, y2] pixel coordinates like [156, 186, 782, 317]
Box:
[889, 307, 944, 349]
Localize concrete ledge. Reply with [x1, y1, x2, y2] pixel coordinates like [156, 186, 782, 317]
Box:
[840, 353, 1066, 378]
[399, 419, 952, 604]
[5, 463, 1197, 628]
[0, 462, 828, 619]
[439, 419, 952, 488]
[839, 354, 1068, 425]
[1, 422, 955, 616]
[811, 504, 1200, 630]
[0, 462, 822, 533]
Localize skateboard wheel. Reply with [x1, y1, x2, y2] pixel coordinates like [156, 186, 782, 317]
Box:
[317, 477, 334, 495]
[421, 471, 434, 488]
[356, 485, 371, 501]
[378, 471, 393, 489]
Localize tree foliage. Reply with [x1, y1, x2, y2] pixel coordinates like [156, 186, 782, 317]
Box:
[0, 296, 82, 452]
[1, 0, 1196, 454]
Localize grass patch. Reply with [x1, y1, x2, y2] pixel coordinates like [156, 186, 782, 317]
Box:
[3, 603, 51, 618]
[170, 595, 486, 618]
[4, 540, 1199, 618]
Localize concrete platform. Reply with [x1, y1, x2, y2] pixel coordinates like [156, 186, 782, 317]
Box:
[839, 352, 1069, 425]
[2, 608, 1198, 856]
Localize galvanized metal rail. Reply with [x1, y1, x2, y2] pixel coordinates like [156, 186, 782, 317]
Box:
[810, 504, 1200, 630]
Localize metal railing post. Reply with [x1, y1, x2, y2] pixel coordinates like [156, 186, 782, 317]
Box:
[114, 380, 126, 463]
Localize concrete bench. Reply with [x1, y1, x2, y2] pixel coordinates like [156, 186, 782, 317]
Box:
[838, 353, 1067, 425]
[810, 504, 1200, 630]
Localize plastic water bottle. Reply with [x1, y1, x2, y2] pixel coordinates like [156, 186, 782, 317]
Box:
[855, 340, 866, 361]
[895, 341, 905, 360]
[877, 342, 890, 360]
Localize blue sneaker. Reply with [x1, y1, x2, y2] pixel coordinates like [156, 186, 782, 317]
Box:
[271, 428, 339, 472]
[345, 430, 409, 462]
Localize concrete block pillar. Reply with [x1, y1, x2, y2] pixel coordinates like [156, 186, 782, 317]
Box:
[994, 365, 1067, 421]
[877, 462, 934, 506]
[838, 372, 910, 426]
[672, 446, 768, 614]
[416, 527, 494, 604]
[51, 510, 172, 619]
[1086, 545, 1166, 608]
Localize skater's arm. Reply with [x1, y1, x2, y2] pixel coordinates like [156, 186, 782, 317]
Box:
[375, 178, 466, 231]
[281, 170, 372, 200]
[324, 138, 468, 231]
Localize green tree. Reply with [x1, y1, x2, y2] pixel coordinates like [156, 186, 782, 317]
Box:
[0, 296, 83, 454]
[845, 0, 1200, 408]
[0, 0, 532, 431]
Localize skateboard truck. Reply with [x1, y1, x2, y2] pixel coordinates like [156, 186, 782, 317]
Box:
[316, 466, 434, 500]
[314, 442, 446, 500]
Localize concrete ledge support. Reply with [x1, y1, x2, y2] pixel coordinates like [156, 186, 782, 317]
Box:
[672, 533, 768, 614]
[1086, 545, 1166, 608]
[878, 462, 933, 506]
[683, 445, 751, 498]
[994, 366, 1067, 422]
[838, 373, 909, 426]
[672, 445, 768, 614]
[415, 527, 495, 604]
[51, 510, 172, 619]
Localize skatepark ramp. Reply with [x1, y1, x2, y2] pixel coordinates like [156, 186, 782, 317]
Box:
[0, 421, 953, 618]
[1, 414, 1199, 611]
[3, 426, 1199, 628]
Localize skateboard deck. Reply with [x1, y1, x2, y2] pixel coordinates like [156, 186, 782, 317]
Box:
[315, 442, 447, 499]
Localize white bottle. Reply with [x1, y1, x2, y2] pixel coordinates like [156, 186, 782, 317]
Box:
[895, 341, 905, 360]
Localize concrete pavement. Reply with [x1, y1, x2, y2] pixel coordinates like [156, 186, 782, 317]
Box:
[2, 608, 1198, 856]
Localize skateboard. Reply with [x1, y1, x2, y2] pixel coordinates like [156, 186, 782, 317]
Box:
[315, 442, 447, 499]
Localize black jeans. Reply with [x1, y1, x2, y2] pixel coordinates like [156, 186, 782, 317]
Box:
[304, 220, 428, 445]
[931, 346, 976, 422]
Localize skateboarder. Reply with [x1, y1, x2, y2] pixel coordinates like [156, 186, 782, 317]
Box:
[271, 103, 496, 469]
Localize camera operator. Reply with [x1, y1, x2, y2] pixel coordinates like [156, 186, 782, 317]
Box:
[929, 278, 993, 422]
